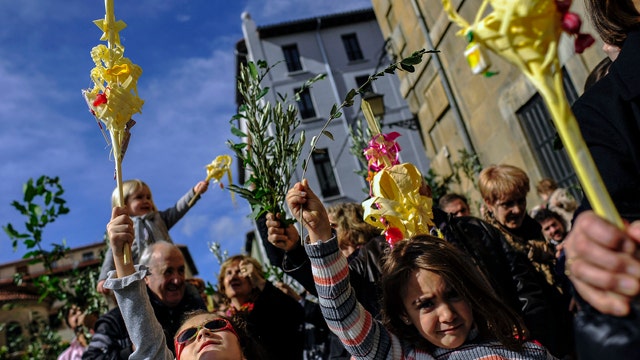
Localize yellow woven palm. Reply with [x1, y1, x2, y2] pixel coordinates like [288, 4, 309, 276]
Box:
[442, 0, 622, 227]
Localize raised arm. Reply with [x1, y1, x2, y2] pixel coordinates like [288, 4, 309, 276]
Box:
[286, 180, 396, 359]
[103, 206, 173, 360]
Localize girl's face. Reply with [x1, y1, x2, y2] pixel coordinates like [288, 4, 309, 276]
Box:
[222, 260, 252, 303]
[127, 186, 154, 216]
[402, 269, 474, 349]
[175, 314, 243, 360]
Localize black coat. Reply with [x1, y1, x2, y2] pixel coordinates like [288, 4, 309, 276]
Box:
[82, 283, 205, 360]
[572, 30, 640, 222]
[570, 29, 640, 359]
[244, 281, 305, 360]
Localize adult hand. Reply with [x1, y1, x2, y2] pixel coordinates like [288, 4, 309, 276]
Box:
[239, 260, 266, 292]
[285, 179, 332, 243]
[274, 281, 302, 302]
[266, 213, 300, 252]
[563, 211, 640, 316]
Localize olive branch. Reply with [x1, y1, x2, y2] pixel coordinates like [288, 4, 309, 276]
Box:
[298, 49, 433, 241]
[227, 60, 325, 225]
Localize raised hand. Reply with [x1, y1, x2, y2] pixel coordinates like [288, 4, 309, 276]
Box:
[266, 213, 300, 251]
[285, 179, 332, 244]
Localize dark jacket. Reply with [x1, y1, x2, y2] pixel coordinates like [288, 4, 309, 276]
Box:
[572, 29, 640, 222]
[245, 281, 305, 360]
[441, 213, 573, 358]
[82, 283, 205, 360]
[570, 28, 640, 359]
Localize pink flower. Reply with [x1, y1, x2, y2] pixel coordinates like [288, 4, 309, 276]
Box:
[575, 33, 595, 54]
[385, 227, 404, 247]
[364, 132, 402, 172]
[561, 12, 581, 34]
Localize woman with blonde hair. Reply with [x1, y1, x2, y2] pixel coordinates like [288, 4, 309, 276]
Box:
[218, 254, 305, 359]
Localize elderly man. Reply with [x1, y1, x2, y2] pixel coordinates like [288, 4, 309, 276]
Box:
[83, 241, 205, 360]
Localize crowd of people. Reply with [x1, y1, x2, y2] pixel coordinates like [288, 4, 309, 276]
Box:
[53, 0, 640, 359]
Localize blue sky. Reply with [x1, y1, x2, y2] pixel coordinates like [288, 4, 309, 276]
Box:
[0, 0, 372, 286]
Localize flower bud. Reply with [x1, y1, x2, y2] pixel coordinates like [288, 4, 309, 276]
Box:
[562, 12, 582, 34]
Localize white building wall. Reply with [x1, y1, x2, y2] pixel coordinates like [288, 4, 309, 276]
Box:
[240, 9, 429, 208]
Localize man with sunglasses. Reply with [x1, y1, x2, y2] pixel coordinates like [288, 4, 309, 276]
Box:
[83, 241, 206, 360]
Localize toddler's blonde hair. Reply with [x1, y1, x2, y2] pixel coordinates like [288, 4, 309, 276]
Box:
[111, 179, 157, 211]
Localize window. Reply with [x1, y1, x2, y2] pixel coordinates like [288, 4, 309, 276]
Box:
[282, 44, 302, 72]
[295, 87, 316, 119]
[82, 251, 95, 262]
[312, 149, 340, 198]
[355, 75, 373, 94]
[16, 264, 28, 274]
[342, 33, 364, 61]
[516, 68, 581, 199]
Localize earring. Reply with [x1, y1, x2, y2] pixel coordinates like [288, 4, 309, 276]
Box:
[401, 317, 411, 325]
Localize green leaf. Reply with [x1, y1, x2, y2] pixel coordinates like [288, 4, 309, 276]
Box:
[400, 63, 415, 72]
[322, 130, 334, 141]
[258, 87, 269, 100]
[248, 62, 258, 80]
[230, 126, 247, 138]
[345, 89, 357, 102]
[401, 55, 423, 66]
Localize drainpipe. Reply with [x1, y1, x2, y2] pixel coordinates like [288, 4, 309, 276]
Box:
[409, 0, 476, 156]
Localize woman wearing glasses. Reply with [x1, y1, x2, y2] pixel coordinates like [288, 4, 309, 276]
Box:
[103, 206, 264, 360]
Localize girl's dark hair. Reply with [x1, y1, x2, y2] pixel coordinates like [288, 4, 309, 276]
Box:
[179, 309, 266, 360]
[584, 0, 640, 46]
[381, 235, 527, 352]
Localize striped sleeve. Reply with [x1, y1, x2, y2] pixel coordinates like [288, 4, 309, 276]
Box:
[305, 237, 393, 359]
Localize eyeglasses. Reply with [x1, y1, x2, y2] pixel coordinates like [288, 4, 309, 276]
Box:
[174, 318, 238, 359]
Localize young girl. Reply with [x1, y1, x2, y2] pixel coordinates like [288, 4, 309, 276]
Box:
[287, 179, 556, 359]
[103, 206, 265, 360]
[97, 179, 208, 294]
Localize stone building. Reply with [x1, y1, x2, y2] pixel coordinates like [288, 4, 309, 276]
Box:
[370, 0, 604, 208]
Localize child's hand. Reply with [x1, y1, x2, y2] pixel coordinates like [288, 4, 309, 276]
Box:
[96, 279, 110, 295]
[107, 206, 133, 258]
[285, 179, 332, 243]
[194, 180, 209, 195]
[266, 213, 300, 252]
[107, 206, 136, 278]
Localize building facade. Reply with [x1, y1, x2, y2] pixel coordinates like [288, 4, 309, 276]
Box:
[0, 241, 199, 352]
[238, 8, 430, 208]
[371, 0, 604, 207]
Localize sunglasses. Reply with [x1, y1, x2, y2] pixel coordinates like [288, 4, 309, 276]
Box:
[174, 318, 238, 359]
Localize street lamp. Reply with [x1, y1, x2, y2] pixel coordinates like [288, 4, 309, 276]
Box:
[362, 91, 385, 119]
